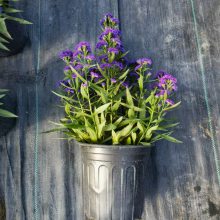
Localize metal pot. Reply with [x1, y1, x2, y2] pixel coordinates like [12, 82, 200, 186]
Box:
[79, 142, 151, 220]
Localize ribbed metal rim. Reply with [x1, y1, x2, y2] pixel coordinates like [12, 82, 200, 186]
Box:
[76, 141, 153, 149]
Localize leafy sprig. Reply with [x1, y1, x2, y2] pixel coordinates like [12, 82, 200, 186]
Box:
[0, 89, 17, 118]
[0, 0, 32, 51]
[51, 13, 181, 146]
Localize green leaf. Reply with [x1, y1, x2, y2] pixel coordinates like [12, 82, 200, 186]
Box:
[3, 15, 32, 24]
[113, 116, 123, 126]
[0, 41, 9, 51]
[52, 91, 79, 103]
[145, 125, 158, 140]
[128, 109, 135, 118]
[0, 36, 9, 44]
[0, 109, 17, 118]
[100, 112, 105, 124]
[161, 123, 179, 129]
[138, 75, 144, 92]
[118, 69, 129, 80]
[137, 122, 144, 133]
[112, 99, 121, 111]
[112, 130, 119, 144]
[140, 142, 151, 147]
[76, 130, 91, 141]
[146, 125, 158, 136]
[85, 126, 98, 142]
[4, 7, 22, 13]
[65, 103, 71, 115]
[163, 101, 181, 111]
[131, 132, 137, 144]
[126, 87, 134, 106]
[80, 84, 88, 99]
[126, 137, 132, 144]
[89, 83, 108, 103]
[97, 121, 106, 139]
[97, 63, 108, 79]
[69, 66, 86, 82]
[0, 89, 9, 93]
[0, 18, 12, 39]
[116, 123, 134, 139]
[160, 134, 182, 143]
[104, 123, 116, 132]
[95, 103, 111, 114]
[0, 94, 6, 99]
[120, 102, 143, 112]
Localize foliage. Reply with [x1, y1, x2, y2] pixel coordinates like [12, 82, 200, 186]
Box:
[0, 89, 17, 117]
[52, 13, 181, 146]
[0, 0, 32, 51]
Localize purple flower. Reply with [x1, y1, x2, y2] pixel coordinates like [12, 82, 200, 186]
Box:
[65, 88, 74, 94]
[130, 72, 139, 79]
[85, 55, 96, 61]
[101, 82, 106, 87]
[56, 80, 65, 87]
[73, 63, 83, 70]
[72, 50, 81, 58]
[100, 63, 112, 70]
[155, 90, 167, 97]
[157, 74, 177, 91]
[75, 41, 91, 53]
[147, 72, 152, 77]
[112, 61, 124, 70]
[111, 78, 117, 83]
[82, 82, 88, 87]
[135, 64, 142, 71]
[111, 38, 122, 46]
[154, 73, 178, 97]
[100, 13, 119, 27]
[165, 99, 174, 105]
[96, 40, 108, 49]
[98, 54, 109, 62]
[108, 47, 119, 54]
[58, 80, 69, 87]
[99, 28, 121, 40]
[64, 66, 71, 72]
[155, 70, 166, 78]
[135, 58, 152, 71]
[90, 71, 101, 78]
[59, 50, 73, 60]
[122, 82, 129, 87]
[72, 74, 77, 79]
[137, 58, 152, 66]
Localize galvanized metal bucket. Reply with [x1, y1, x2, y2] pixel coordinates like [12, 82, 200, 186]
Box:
[79, 142, 151, 220]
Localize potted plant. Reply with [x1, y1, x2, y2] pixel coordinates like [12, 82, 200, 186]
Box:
[0, 0, 31, 56]
[54, 13, 181, 220]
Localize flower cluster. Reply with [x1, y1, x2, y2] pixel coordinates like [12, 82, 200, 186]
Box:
[54, 13, 181, 145]
[154, 70, 177, 105]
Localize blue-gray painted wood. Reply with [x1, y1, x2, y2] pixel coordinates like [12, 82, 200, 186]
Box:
[0, 0, 220, 219]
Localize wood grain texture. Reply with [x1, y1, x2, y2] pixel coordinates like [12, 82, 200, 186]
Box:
[119, 0, 220, 219]
[0, 0, 219, 219]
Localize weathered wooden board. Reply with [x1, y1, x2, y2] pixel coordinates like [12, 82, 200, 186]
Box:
[0, 0, 220, 219]
[119, 0, 220, 219]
